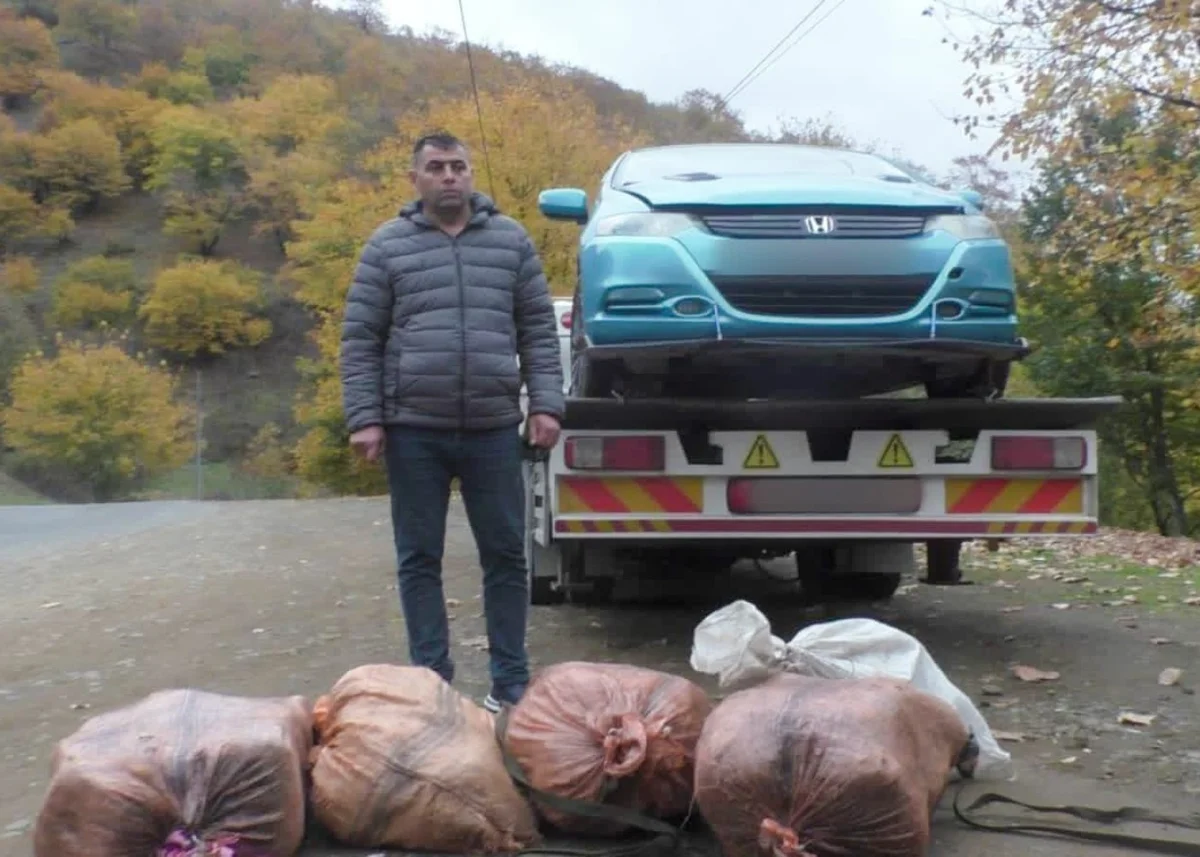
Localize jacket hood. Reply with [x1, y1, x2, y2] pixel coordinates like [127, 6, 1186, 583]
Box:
[399, 191, 499, 225]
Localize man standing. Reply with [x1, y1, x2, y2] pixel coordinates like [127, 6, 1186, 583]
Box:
[339, 131, 565, 712]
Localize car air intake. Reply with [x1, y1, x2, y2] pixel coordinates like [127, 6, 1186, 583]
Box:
[707, 274, 936, 317]
[700, 213, 927, 239]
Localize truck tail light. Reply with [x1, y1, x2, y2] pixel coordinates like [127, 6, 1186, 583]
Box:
[564, 435, 665, 471]
[992, 435, 1086, 470]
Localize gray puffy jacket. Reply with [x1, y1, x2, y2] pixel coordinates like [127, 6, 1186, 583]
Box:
[339, 193, 565, 434]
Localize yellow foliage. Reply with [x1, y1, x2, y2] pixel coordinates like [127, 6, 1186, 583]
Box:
[139, 257, 272, 358]
[384, 81, 650, 293]
[0, 11, 58, 102]
[948, 1, 1200, 296]
[38, 70, 167, 183]
[231, 74, 349, 154]
[32, 117, 131, 211]
[0, 185, 41, 251]
[146, 104, 246, 254]
[1, 256, 39, 297]
[50, 256, 139, 329]
[0, 338, 191, 500]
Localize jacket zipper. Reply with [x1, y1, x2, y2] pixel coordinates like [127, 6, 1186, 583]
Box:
[453, 237, 466, 432]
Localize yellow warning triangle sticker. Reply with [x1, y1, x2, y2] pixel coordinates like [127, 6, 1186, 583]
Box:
[743, 434, 780, 469]
[877, 434, 914, 468]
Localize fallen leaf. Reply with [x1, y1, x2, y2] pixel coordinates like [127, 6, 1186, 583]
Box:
[1051, 602, 1071, 610]
[1158, 668, 1183, 687]
[1118, 712, 1156, 727]
[994, 730, 1026, 743]
[40, 602, 62, 609]
[1012, 665, 1061, 683]
[1185, 597, 1200, 606]
[1150, 637, 1172, 645]
[1061, 575, 1088, 584]
[1000, 606, 1024, 613]
[445, 598, 462, 608]
[980, 684, 1004, 697]
[461, 635, 489, 650]
[1060, 756, 1078, 765]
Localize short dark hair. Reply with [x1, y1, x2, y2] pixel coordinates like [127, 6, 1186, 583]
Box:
[412, 132, 466, 163]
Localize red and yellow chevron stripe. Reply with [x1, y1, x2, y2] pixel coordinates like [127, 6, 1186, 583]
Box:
[945, 478, 1083, 515]
[557, 476, 703, 515]
[986, 520, 1092, 535]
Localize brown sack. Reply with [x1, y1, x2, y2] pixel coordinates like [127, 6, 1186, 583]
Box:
[694, 673, 974, 857]
[33, 688, 313, 857]
[502, 661, 713, 837]
[309, 664, 539, 853]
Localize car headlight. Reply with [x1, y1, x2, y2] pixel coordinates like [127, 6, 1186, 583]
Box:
[926, 214, 1001, 240]
[593, 213, 701, 238]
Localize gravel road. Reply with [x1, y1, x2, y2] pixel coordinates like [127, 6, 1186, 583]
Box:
[2, 498, 1199, 856]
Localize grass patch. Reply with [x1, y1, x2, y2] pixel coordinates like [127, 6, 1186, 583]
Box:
[960, 540, 1200, 615]
[137, 460, 299, 501]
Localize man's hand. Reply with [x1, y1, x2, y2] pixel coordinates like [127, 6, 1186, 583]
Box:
[349, 425, 385, 462]
[527, 413, 561, 449]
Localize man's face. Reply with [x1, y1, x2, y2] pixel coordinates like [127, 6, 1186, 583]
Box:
[410, 144, 473, 217]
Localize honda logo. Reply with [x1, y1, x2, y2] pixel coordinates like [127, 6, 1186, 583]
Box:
[804, 215, 837, 234]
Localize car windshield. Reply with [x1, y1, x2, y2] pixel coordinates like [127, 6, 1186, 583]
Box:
[612, 144, 917, 186]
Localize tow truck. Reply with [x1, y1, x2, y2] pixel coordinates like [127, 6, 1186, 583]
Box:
[523, 307, 1122, 604]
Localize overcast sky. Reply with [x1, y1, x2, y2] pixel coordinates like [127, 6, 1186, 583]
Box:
[376, 0, 1019, 180]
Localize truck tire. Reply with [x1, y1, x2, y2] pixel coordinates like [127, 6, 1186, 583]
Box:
[799, 571, 902, 603]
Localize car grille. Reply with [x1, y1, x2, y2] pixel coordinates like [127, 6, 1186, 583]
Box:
[699, 213, 926, 239]
[708, 274, 935, 317]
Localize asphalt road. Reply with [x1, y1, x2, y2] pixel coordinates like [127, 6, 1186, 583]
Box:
[2, 498, 1198, 857]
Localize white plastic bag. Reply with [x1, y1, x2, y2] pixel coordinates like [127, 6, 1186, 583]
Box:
[689, 599, 1015, 781]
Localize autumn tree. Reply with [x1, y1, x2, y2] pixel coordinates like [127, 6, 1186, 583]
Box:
[231, 74, 350, 248]
[37, 70, 167, 184]
[145, 104, 246, 255]
[50, 255, 140, 329]
[1016, 113, 1200, 537]
[30, 117, 131, 212]
[939, 0, 1200, 297]
[0, 255, 38, 296]
[139, 257, 272, 358]
[57, 0, 137, 51]
[0, 185, 41, 255]
[0, 10, 58, 108]
[0, 338, 192, 500]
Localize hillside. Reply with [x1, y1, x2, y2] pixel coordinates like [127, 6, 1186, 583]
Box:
[0, 0, 796, 504]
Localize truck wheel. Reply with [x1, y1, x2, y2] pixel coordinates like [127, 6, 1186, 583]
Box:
[800, 571, 902, 603]
[923, 539, 966, 585]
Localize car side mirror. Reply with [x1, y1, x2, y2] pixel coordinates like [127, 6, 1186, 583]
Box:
[538, 188, 589, 224]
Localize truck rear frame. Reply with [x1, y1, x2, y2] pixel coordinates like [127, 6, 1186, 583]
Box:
[522, 396, 1123, 604]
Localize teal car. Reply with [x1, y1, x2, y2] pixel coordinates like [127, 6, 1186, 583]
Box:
[538, 143, 1028, 400]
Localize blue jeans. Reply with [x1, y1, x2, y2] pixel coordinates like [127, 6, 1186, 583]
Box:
[382, 424, 529, 694]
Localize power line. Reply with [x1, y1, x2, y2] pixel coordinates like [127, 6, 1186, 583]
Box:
[457, 0, 497, 200]
[723, 0, 850, 108]
[719, 0, 831, 108]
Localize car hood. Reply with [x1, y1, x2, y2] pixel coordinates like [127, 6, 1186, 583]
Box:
[616, 174, 968, 212]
